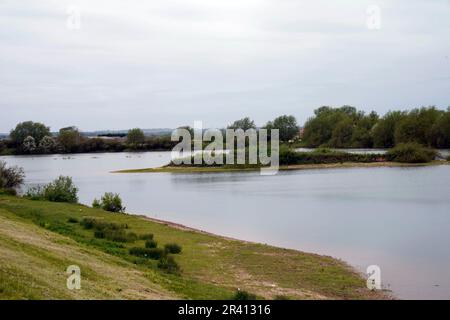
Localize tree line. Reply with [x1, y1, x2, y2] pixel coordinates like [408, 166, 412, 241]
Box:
[0, 122, 176, 155]
[302, 106, 450, 148]
[1, 106, 449, 155]
[0, 115, 301, 155]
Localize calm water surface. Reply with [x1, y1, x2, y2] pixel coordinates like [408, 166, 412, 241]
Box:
[1, 152, 450, 299]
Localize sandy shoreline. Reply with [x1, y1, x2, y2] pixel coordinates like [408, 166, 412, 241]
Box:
[134, 212, 393, 299]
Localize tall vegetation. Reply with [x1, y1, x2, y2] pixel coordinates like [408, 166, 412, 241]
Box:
[4, 106, 449, 156]
[58, 126, 82, 153]
[264, 115, 299, 142]
[227, 117, 256, 131]
[92, 192, 126, 213]
[26, 176, 78, 203]
[302, 106, 450, 148]
[126, 128, 145, 148]
[10, 121, 50, 150]
[385, 143, 437, 163]
[0, 161, 24, 190]
[372, 111, 404, 148]
[278, 147, 383, 165]
[3, 121, 177, 155]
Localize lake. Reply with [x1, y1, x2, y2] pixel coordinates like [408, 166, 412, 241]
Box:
[1, 152, 450, 299]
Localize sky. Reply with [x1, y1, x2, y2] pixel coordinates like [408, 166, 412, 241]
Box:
[1, 0, 450, 132]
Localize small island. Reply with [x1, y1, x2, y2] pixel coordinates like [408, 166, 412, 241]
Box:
[114, 144, 450, 174]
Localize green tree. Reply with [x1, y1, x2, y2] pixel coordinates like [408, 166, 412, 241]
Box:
[330, 119, 354, 148]
[58, 126, 81, 153]
[302, 106, 353, 147]
[430, 108, 450, 148]
[10, 121, 50, 146]
[265, 115, 299, 142]
[372, 111, 405, 148]
[351, 111, 378, 148]
[394, 107, 442, 146]
[126, 128, 145, 147]
[227, 117, 256, 131]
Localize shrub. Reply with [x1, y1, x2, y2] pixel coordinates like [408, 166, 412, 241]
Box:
[44, 176, 78, 203]
[157, 255, 181, 274]
[80, 218, 96, 229]
[67, 217, 78, 223]
[24, 185, 45, 200]
[108, 230, 137, 242]
[95, 229, 136, 242]
[278, 147, 383, 165]
[386, 143, 437, 163]
[82, 218, 136, 242]
[145, 239, 157, 248]
[232, 290, 257, 300]
[93, 192, 126, 213]
[92, 221, 122, 231]
[26, 176, 78, 203]
[164, 243, 182, 254]
[129, 247, 164, 260]
[139, 233, 154, 240]
[0, 160, 25, 189]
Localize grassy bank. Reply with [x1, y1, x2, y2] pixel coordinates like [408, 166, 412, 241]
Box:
[0, 194, 386, 300]
[115, 145, 448, 174]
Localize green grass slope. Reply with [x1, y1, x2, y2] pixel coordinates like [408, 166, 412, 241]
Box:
[0, 195, 386, 300]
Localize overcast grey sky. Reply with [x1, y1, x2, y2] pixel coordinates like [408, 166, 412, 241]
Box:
[1, 0, 449, 132]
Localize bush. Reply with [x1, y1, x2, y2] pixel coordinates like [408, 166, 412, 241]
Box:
[386, 143, 437, 163]
[80, 218, 96, 229]
[129, 247, 164, 260]
[82, 218, 136, 242]
[164, 243, 182, 254]
[157, 255, 181, 274]
[26, 176, 78, 203]
[67, 217, 78, 223]
[145, 239, 157, 248]
[91, 221, 121, 231]
[279, 147, 383, 165]
[44, 176, 78, 203]
[139, 233, 154, 240]
[93, 192, 126, 213]
[24, 185, 45, 200]
[0, 160, 24, 189]
[105, 230, 137, 243]
[232, 289, 257, 300]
